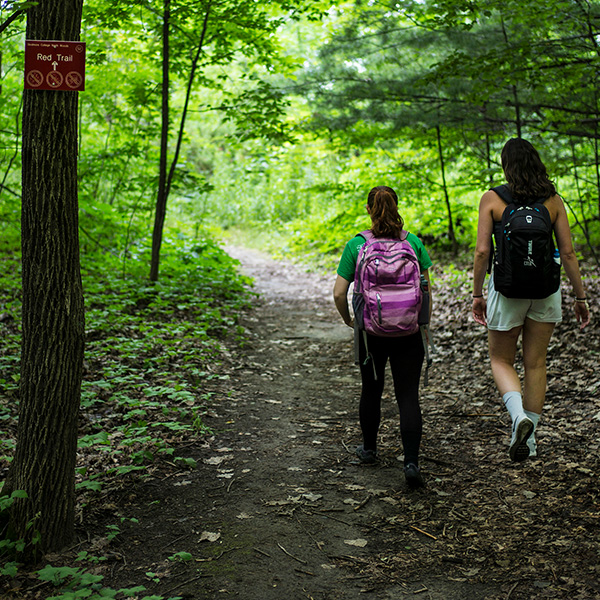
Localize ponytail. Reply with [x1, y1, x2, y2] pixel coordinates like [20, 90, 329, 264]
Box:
[367, 186, 404, 239]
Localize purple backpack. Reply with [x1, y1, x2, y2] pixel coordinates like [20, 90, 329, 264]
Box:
[352, 230, 423, 337]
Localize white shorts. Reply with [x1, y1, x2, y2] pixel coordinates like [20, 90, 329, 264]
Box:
[487, 274, 562, 331]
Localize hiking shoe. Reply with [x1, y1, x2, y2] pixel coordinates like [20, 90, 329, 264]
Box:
[527, 434, 537, 458]
[355, 445, 378, 464]
[509, 415, 534, 462]
[403, 463, 425, 488]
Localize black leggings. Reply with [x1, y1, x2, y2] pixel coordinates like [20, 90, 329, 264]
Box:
[358, 331, 424, 465]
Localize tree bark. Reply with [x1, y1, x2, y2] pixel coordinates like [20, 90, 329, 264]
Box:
[5, 0, 85, 556]
[149, 0, 171, 282]
[435, 123, 457, 254]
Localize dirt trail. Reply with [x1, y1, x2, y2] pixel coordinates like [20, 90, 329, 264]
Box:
[101, 247, 599, 600]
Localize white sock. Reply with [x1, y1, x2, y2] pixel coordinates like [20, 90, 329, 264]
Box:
[503, 391, 525, 423]
[524, 409, 540, 439]
[524, 409, 540, 431]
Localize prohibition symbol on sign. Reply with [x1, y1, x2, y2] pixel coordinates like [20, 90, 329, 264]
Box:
[46, 71, 64, 88]
[26, 70, 44, 88]
[66, 71, 83, 89]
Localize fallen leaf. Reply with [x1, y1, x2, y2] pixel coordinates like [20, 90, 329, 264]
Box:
[199, 531, 221, 542]
[302, 493, 322, 502]
[382, 497, 399, 506]
[346, 484, 365, 491]
[344, 539, 368, 547]
[205, 456, 232, 465]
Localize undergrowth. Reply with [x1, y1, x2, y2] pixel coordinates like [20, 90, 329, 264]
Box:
[0, 230, 252, 599]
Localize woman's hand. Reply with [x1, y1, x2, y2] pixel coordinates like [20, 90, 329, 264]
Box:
[575, 300, 590, 330]
[472, 297, 487, 326]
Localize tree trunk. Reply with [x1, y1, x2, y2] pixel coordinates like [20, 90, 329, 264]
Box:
[165, 2, 211, 202]
[149, 0, 170, 282]
[5, 0, 85, 557]
[435, 124, 457, 254]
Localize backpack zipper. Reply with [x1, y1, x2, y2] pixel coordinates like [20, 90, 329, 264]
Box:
[376, 293, 382, 323]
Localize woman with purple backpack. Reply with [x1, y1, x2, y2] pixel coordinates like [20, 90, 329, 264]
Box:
[333, 185, 433, 487]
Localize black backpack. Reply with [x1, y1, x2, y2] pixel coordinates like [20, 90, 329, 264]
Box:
[491, 185, 561, 299]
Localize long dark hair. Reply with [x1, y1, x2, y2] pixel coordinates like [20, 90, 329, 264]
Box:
[367, 186, 404, 238]
[501, 138, 557, 202]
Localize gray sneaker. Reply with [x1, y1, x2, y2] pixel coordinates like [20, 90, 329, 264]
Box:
[404, 463, 425, 488]
[509, 415, 534, 462]
[355, 445, 378, 464]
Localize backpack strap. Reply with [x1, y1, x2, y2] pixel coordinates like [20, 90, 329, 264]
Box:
[420, 326, 435, 387]
[491, 184, 513, 204]
[489, 186, 516, 274]
[357, 229, 409, 242]
[491, 184, 548, 207]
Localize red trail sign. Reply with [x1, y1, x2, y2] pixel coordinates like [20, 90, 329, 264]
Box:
[24, 40, 86, 92]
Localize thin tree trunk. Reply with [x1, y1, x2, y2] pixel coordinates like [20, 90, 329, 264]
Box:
[594, 130, 600, 220]
[165, 2, 212, 199]
[5, 0, 85, 557]
[580, 0, 600, 218]
[435, 124, 457, 254]
[500, 16, 522, 137]
[149, 0, 171, 282]
[570, 137, 590, 240]
[0, 7, 24, 36]
[512, 85, 522, 138]
[150, 1, 212, 281]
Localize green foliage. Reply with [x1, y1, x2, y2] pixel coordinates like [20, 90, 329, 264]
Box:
[283, 0, 600, 252]
[76, 551, 108, 565]
[0, 489, 27, 512]
[0, 223, 250, 584]
[71, 229, 251, 490]
[168, 551, 193, 562]
[185, 0, 598, 262]
[36, 564, 182, 600]
[2, 0, 600, 593]
[0, 491, 30, 562]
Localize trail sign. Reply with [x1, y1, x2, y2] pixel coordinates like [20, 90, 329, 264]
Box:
[24, 40, 86, 92]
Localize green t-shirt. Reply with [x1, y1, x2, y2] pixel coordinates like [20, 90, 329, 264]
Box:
[337, 232, 433, 282]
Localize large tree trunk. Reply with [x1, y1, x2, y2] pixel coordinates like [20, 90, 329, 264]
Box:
[5, 0, 85, 556]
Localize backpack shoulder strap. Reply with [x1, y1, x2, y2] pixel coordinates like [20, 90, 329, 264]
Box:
[531, 201, 554, 230]
[492, 185, 549, 211]
[489, 187, 512, 273]
[491, 184, 513, 204]
[358, 230, 373, 242]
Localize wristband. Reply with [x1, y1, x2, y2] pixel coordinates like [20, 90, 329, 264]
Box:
[472, 294, 483, 299]
[575, 297, 587, 302]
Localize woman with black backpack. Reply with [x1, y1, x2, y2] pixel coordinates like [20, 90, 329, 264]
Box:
[333, 185, 433, 487]
[472, 138, 590, 462]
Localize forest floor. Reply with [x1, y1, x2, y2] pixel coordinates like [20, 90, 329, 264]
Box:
[6, 246, 600, 600]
